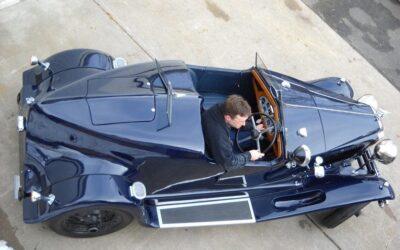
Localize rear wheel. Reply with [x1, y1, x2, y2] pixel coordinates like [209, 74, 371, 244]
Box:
[311, 202, 369, 228]
[48, 205, 134, 238]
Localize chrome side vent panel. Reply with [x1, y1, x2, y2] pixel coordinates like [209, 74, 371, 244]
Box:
[156, 196, 255, 228]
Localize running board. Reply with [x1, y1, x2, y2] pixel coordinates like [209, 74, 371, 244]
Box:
[156, 196, 255, 228]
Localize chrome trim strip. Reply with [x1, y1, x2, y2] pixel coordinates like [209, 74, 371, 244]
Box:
[218, 175, 247, 187]
[267, 73, 363, 106]
[14, 175, 20, 200]
[157, 198, 255, 228]
[147, 182, 301, 199]
[152, 172, 224, 194]
[155, 193, 249, 205]
[284, 103, 375, 116]
[247, 196, 256, 222]
[17, 116, 25, 132]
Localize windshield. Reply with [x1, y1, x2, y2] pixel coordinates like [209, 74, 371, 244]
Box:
[255, 53, 281, 92]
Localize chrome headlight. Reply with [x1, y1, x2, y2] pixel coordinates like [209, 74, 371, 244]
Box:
[292, 145, 311, 167]
[374, 139, 397, 164]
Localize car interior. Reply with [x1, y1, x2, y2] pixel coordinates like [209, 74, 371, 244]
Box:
[188, 65, 283, 161]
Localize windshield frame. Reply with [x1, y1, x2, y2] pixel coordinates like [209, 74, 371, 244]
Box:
[255, 53, 282, 94]
[254, 53, 287, 158]
[154, 59, 173, 126]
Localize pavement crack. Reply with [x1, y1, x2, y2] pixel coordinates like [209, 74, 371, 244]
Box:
[92, 0, 154, 60]
[306, 215, 342, 250]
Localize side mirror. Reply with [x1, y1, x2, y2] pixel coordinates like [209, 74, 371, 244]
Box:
[292, 145, 311, 167]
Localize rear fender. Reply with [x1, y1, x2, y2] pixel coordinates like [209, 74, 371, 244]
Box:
[23, 174, 139, 224]
[20, 49, 114, 103]
[23, 49, 114, 88]
[44, 49, 114, 72]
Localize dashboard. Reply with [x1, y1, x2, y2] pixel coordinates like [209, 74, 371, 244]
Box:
[251, 69, 282, 158]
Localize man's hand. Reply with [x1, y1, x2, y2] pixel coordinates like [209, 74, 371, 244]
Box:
[255, 122, 265, 132]
[249, 150, 264, 161]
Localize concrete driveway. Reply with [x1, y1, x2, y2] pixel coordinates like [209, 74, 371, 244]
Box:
[1, 0, 399, 249]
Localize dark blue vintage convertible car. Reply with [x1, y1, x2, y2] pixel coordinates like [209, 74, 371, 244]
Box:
[15, 49, 397, 237]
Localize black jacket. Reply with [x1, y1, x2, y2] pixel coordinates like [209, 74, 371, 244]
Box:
[201, 103, 251, 170]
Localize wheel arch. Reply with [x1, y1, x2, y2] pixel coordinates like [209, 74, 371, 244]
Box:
[44, 48, 114, 73]
[46, 203, 136, 237]
[23, 174, 142, 224]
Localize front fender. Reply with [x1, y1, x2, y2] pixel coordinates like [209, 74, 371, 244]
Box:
[23, 174, 138, 223]
[252, 176, 395, 223]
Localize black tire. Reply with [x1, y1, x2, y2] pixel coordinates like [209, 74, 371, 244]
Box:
[17, 92, 21, 104]
[311, 202, 369, 228]
[48, 205, 134, 238]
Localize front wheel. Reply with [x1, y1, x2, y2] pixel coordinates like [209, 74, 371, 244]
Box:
[48, 205, 134, 238]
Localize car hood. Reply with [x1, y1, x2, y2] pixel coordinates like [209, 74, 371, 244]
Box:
[280, 82, 380, 159]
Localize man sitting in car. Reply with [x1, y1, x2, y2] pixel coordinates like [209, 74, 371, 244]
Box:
[202, 94, 264, 170]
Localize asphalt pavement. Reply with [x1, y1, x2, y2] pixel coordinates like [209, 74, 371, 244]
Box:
[302, 0, 400, 91]
[1, 0, 400, 249]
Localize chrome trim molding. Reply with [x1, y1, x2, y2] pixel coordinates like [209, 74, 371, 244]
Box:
[17, 116, 25, 132]
[218, 175, 247, 187]
[155, 193, 249, 206]
[147, 181, 302, 199]
[267, 74, 362, 106]
[152, 172, 224, 194]
[284, 103, 375, 117]
[14, 175, 20, 200]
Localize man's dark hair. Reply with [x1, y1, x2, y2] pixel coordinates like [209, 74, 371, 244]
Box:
[223, 95, 252, 118]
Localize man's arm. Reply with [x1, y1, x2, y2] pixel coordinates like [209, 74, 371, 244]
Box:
[205, 124, 251, 170]
[210, 129, 264, 169]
